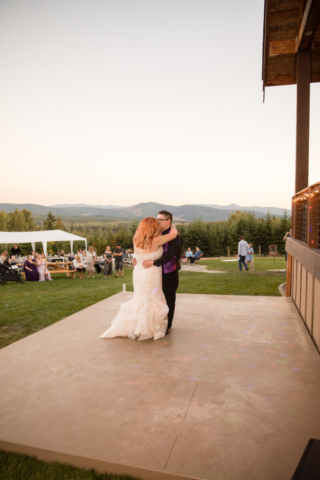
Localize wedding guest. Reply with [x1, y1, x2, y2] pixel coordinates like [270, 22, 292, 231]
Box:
[9, 255, 18, 266]
[186, 248, 193, 263]
[82, 250, 87, 267]
[246, 243, 254, 271]
[114, 243, 124, 278]
[11, 244, 21, 256]
[74, 254, 86, 279]
[24, 254, 39, 281]
[9, 256, 20, 273]
[103, 246, 113, 278]
[237, 236, 249, 272]
[190, 247, 203, 264]
[86, 246, 96, 278]
[36, 253, 52, 281]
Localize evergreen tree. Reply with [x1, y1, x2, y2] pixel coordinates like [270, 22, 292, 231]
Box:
[43, 211, 57, 230]
[130, 220, 138, 238]
[261, 213, 274, 255]
[21, 209, 37, 231]
[7, 209, 26, 231]
[56, 217, 65, 231]
[0, 210, 8, 231]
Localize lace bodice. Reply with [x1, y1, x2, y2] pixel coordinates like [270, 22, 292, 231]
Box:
[134, 247, 163, 265]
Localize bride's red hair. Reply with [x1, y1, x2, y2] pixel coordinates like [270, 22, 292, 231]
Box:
[133, 217, 160, 250]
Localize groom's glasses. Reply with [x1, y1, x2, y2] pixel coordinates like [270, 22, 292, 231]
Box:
[157, 218, 169, 222]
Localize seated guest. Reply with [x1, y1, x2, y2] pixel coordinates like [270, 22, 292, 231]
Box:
[10, 255, 20, 273]
[36, 253, 52, 281]
[186, 248, 193, 262]
[190, 247, 203, 264]
[74, 254, 86, 279]
[1, 253, 10, 267]
[11, 244, 21, 256]
[10, 255, 17, 265]
[24, 254, 39, 281]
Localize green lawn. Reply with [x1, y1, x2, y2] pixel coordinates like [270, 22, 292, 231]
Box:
[178, 256, 287, 296]
[0, 257, 287, 350]
[0, 450, 138, 480]
[0, 257, 287, 479]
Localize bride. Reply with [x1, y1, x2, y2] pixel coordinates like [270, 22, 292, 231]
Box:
[99, 217, 178, 341]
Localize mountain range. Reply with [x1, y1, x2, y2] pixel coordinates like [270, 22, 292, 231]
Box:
[0, 202, 289, 222]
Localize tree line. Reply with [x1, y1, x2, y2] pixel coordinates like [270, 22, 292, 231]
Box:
[1, 208, 291, 257]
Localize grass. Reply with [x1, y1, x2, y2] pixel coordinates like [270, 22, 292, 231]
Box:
[0, 258, 287, 350]
[178, 256, 287, 296]
[0, 257, 287, 479]
[0, 450, 139, 480]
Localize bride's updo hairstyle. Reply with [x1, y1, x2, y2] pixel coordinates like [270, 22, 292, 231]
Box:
[133, 217, 160, 250]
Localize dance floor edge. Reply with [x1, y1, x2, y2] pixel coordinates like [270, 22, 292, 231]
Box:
[1, 292, 320, 480]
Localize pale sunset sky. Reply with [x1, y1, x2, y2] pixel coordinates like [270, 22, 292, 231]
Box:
[0, 0, 319, 209]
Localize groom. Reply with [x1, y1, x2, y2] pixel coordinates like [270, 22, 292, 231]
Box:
[142, 210, 183, 334]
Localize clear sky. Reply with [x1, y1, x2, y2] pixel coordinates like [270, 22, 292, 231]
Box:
[1, 0, 319, 209]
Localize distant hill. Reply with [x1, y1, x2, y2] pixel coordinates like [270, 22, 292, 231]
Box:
[200, 204, 289, 217]
[49, 203, 123, 209]
[0, 202, 289, 222]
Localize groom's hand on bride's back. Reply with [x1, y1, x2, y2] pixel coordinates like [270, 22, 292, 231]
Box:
[132, 258, 137, 267]
[142, 260, 153, 269]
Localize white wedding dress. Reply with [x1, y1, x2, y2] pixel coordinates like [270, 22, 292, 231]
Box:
[100, 247, 168, 341]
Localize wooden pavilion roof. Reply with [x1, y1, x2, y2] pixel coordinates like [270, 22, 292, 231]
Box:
[263, 0, 320, 88]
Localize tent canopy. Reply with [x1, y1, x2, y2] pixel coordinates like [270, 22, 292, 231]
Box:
[0, 230, 87, 254]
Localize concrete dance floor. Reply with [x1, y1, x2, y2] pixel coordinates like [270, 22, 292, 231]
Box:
[1, 293, 320, 480]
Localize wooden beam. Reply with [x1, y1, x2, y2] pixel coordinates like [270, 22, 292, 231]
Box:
[269, 9, 299, 41]
[295, 50, 311, 193]
[297, 0, 320, 51]
[267, 53, 296, 76]
[311, 71, 320, 81]
[270, 0, 300, 14]
[266, 74, 296, 86]
[269, 39, 296, 55]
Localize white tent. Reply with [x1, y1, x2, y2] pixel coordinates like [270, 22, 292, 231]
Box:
[0, 230, 87, 255]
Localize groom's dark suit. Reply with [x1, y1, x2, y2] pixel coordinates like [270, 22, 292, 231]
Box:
[153, 227, 182, 330]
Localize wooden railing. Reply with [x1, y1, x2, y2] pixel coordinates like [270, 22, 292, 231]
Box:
[292, 181, 320, 249]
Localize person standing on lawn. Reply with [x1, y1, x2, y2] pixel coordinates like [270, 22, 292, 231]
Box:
[238, 236, 249, 272]
[114, 243, 124, 278]
[246, 243, 254, 271]
[86, 246, 96, 278]
[103, 246, 113, 278]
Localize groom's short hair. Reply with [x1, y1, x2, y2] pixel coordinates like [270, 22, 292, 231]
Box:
[158, 210, 172, 224]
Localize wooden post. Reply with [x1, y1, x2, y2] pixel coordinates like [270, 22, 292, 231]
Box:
[227, 246, 230, 257]
[285, 254, 292, 297]
[259, 246, 261, 257]
[295, 50, 310, 194]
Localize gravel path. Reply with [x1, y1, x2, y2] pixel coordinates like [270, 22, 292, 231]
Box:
[180, 264, 226, 274]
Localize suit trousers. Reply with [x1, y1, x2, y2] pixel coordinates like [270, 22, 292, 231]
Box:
[162, 270, 179, 330]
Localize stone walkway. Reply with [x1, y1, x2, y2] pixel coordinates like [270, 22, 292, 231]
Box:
[180, 264, 226, 273]
[1, 293, 320, 480]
